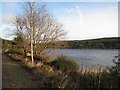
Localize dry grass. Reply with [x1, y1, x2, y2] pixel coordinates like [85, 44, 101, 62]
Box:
[4, 51, 119, 88]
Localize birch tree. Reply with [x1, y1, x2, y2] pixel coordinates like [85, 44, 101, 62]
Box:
[14, 2, 66, 65]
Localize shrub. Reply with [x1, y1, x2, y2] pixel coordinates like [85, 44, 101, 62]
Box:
[50, 55, 79, 73]
[34, 55, 51, 64]
[37, 71, 68, 88]
[108, 55, 120, 88]
[36, 69, 118, 88]
[109, 55, 120, 75]
[99, 71, 118, 88]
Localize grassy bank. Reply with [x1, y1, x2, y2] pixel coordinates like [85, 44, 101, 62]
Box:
[3, 50, 119, 89]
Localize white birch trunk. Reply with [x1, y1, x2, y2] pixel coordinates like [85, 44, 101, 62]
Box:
[31, 3, 34, 66]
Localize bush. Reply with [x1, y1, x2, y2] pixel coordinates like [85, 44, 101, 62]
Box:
[99, 71, 118, 88]
[108, 55, 120, 88]
[109, 56, 120, 75]
[50, 55, 79, 73]
[34, 55, 51, 64]
[37, 72, 65, 88]
[36, 69, 119, 88]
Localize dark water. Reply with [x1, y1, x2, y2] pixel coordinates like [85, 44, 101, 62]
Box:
[48, 49, 119, 69]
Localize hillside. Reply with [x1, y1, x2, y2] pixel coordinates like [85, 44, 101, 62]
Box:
[58, 37, 120, 49]
[1, 37, 120, 49]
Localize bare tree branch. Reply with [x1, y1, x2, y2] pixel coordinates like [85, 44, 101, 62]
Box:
[14, 2, 66, 64]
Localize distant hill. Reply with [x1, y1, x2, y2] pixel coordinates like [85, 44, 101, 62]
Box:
[1, 38, 13, 50]
[1, 37, 120, 49]
[58, 37, 120, 49]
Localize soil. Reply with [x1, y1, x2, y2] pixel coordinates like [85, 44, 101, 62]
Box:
[2, 54, 38, 88]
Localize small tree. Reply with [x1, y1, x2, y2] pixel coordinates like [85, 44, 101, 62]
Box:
[14, 2, 66, 65]
[110, 55, 120, 76]
[109, 55, 120, 88]
[13, 33, 28, 56]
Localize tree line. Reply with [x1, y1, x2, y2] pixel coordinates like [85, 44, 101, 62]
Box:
[1, 37, 120, 51]
[52, 37, 120, 49]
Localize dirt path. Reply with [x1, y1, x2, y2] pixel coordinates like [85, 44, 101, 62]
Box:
[2, 54, 38, 88]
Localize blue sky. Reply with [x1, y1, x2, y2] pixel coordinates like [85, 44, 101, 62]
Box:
[0, 1, 118, 40]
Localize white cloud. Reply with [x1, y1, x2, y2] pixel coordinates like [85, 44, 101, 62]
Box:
[58, 6, 118, 40]
[0, 24, 16, 40]
[0, 14, 16, 40]
[66, 6, 83, 26]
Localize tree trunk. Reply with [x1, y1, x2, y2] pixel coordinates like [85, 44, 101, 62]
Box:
[31, 3, 34, 66]
[31, 32, 34, 66]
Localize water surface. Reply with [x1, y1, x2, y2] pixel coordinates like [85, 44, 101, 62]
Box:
[48, 49, 119, 69]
